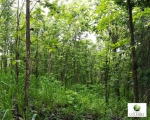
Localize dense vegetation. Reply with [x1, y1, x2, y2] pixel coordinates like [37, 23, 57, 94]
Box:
[0, 0, 150, 119]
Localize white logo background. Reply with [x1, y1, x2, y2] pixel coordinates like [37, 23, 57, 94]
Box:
[128, 103, 147, 117]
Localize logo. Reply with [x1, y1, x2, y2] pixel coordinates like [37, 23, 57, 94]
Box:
[128, 103, 147, 117]
[133, 104, 141, 111]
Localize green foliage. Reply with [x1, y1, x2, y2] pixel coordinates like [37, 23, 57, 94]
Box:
[110, 38, 130, 49]
[0, 72, 14, 119]
[1, 71, 150, 119]
[0, 0, 150, 119]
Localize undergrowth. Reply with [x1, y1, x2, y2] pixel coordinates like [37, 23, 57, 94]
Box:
[0, 72, 149, 120]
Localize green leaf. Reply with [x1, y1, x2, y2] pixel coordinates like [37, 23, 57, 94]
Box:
[32, 114, 37, 120]
[12, 60, 16, 65]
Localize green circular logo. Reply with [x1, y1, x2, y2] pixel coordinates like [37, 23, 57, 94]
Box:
[133, 104, 141, 111]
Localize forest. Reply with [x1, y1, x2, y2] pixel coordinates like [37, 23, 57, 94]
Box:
[0, 0, 150, 119]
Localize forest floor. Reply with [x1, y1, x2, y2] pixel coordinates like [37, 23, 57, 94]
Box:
[1, 74, 149, 120]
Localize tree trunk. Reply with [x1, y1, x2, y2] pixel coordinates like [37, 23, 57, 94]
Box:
[127, 0, 139, 103]
[15, 0, 20, 83]
[104, 56, 109, 104]
[146, 82, 150, 105]
[24, 0, 30, 109]
[108, 27, 120, 101]
[35, 32, 39, 80]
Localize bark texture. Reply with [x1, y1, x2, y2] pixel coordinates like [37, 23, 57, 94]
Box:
[24, 0, 30, 108]
[127, 0, 139, 103]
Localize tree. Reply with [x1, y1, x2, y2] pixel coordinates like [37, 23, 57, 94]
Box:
[24, 0, 30, 109]
[113, 0, 139, 103]
[127, 0, 139, 103]
[0, 0, 14, 73]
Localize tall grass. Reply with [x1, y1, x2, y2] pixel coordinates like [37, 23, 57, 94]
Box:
[1, 72, 149, 119]
[0, 71, 15, 119]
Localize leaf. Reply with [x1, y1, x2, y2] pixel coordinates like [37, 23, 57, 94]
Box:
[12, 60, 21, 65]
[32, 114, 37, 120]
[110, 38, 129, 49]
[49, 49, 53, 53]
[12, 60, 16, 65]
[110, 42, 120, 48]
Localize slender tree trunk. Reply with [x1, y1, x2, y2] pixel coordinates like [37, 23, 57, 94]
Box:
[73, 33, 77, 84]
[127, 0, 139, 103]
[35, 32, 39, 80]
[108, 27, 120, 101]
[64, 47, 69, 86]
[24, 0, 30, 109]
[0, 58, 2, 70]
[146, 82, 150, 105]
[3, 40, 7, 73]
[104, 55, 109, 118]
[15, 0, 20, 83]
[104, 56, 109, 104]
[90, 63, 94, 84]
